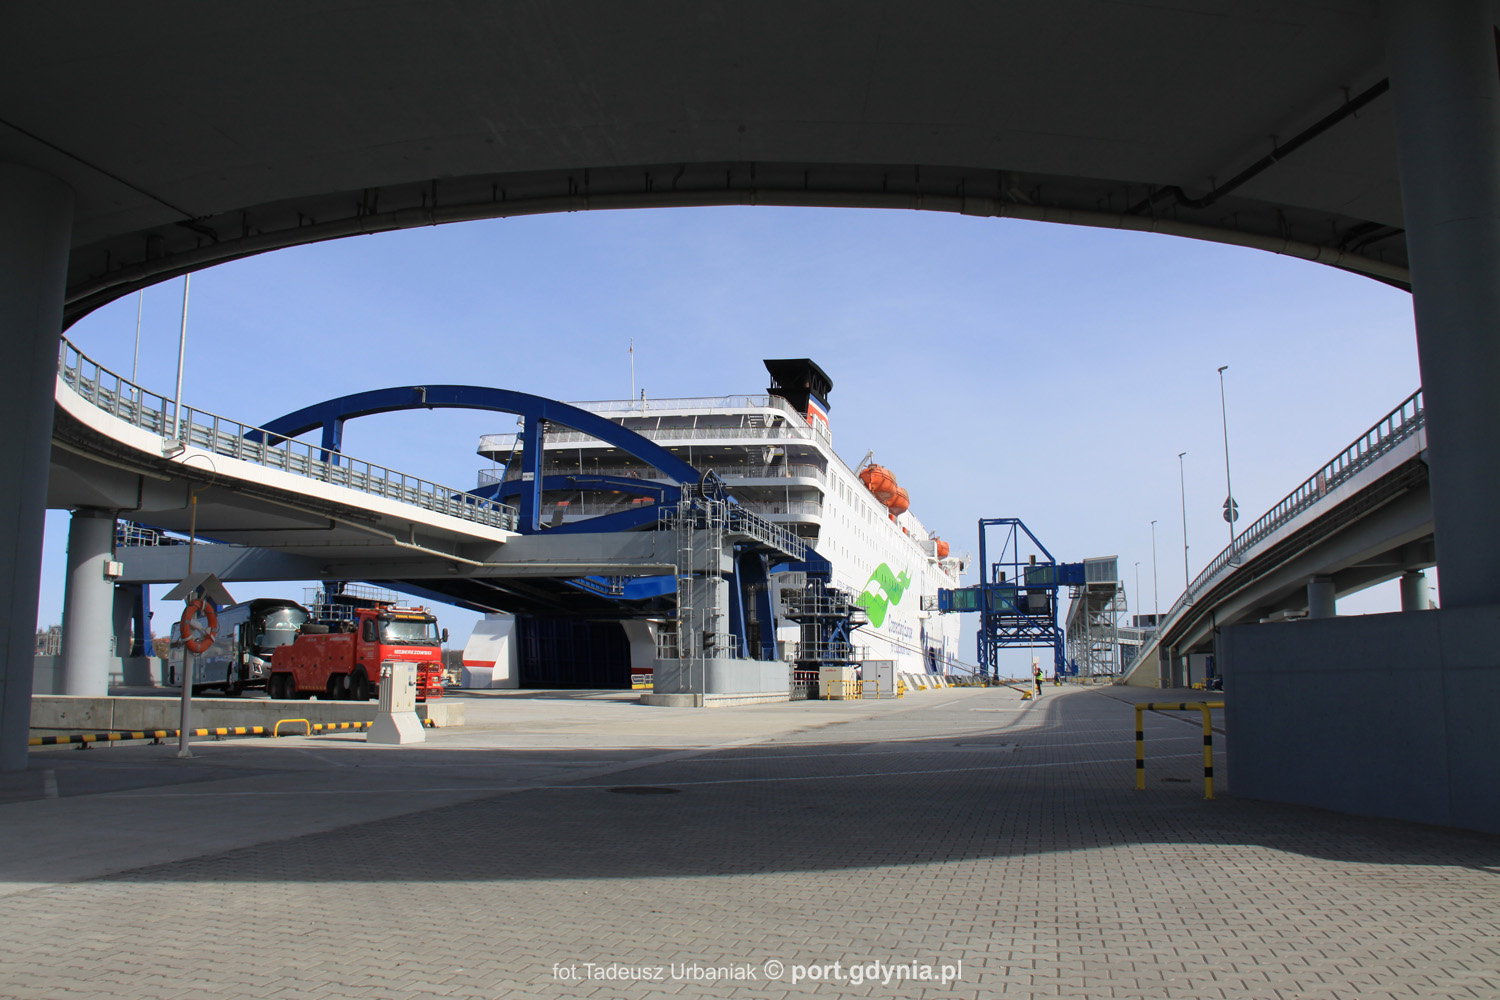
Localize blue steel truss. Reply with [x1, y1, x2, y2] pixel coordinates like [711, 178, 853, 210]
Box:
[253, 385, 826, 663]
[252, 385, 701, 535]
[975, 518, 1068, 680]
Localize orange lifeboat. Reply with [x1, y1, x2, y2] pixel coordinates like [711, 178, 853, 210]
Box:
[887, 486, 910, 516]
[859, 464, 898, 504]
[935, 538, 950, 559]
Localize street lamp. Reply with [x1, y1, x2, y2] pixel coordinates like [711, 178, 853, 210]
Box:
[131, 289, 143, 385]
[170, 273, 191, 442]
[1218, 365, 1237, 549]
[1178, 451, 1190, 596]
[1150, 519, 1159, 619]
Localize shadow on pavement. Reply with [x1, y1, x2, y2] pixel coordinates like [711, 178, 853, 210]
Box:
[45, 690, 1492, 887]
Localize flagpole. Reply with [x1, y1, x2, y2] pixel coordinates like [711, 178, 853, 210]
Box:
[629, 339, 636, 400]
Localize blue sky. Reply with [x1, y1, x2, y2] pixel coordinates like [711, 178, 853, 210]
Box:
[48, 205, 1423, 667]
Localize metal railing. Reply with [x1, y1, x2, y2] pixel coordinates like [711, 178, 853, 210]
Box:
[653, 627, 737, 660]
[564, 393, 833, 440]
[567, 576, 629, 597]
[480, 423, 829, 453]
[656, 498, 810, 565]
[1188, 389, 1423, 598]
[58, 337, 519, 532]
[535, 498, 657, 520]
[534, 496, 823, 523]
[724, 504, 810, 561]
[782, 641, 869, 663]
[483, 462, 828, 485]
[116, 521, 177, 547]
[568, 393, 783, 414]
[1132, 388, 1424, 671]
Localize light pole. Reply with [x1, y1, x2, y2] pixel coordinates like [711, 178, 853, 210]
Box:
[1178, 451, 1190, 595]
[131, 289, 143, 385]
[170, 273, 191, 442]
[1150, 519, 1159, 619]
[1218, 365, 1236, 549]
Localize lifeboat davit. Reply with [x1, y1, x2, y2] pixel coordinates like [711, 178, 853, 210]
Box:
[935, 538, 950, 559]
[887, 486, 910, 516]
[859, 464, 898, 504]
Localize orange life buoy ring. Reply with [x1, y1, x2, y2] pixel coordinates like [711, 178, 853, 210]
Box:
[180, 599, 218, 654]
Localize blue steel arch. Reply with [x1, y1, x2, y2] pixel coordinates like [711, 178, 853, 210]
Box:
[253, 385, 700, 533]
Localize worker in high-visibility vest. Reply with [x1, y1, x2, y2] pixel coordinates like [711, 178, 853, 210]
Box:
[1032, 663, 1043, 697]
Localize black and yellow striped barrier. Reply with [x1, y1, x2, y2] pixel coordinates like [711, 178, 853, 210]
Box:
[29, 718, 436, 747]
[1134, 701, 1225, 800]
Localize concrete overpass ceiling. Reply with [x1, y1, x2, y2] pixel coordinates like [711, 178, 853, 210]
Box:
[0, 1, 1401, 323]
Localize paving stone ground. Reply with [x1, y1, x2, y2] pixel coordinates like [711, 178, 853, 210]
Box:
[2, 685, 1497, 999]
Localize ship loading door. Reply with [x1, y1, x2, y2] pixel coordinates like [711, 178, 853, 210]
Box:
[516, 616, 632, 688]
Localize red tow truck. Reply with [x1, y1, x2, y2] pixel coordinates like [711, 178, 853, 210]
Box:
[267, 606, 448, 701]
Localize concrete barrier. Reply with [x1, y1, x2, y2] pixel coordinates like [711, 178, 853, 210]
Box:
[33, 655, 161, 694]
[1222, 606, 1500, 835]
[31, 695, 464, 733]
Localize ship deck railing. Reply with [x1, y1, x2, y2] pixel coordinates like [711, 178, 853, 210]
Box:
[480, 422, 830, 453]
[534, 497, 824, 521]
[479, 462, 828, 486]
[562, 393, 831, 439]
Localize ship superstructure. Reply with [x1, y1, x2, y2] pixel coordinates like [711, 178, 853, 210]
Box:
[474, 359, 968, 677]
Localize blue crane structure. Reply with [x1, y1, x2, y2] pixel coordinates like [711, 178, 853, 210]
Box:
[937, 518, 1086, 680]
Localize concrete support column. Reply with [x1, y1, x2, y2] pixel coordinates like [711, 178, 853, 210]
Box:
[1307, 576, 1336, 619]
[58, 509, 117, 697]
[0, 164, 74, 772]
[1381, 0, 1500, 607]
[1400, 570, 1432, 611]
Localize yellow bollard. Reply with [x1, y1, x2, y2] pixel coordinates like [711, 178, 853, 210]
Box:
[1200, 703, 1214, 800]
[1134, 702, 1222, 799]
[1135, 704, 1145, 790]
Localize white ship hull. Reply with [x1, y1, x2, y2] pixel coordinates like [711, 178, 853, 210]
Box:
[475, 363, 968, 678]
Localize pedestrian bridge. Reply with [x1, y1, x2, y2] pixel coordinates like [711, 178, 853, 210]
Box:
[52, 337, 522, 571]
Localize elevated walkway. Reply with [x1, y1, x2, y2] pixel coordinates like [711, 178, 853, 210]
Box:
[52, 338, 519, 565]
[46, 335, 830, 705]
[1122, 389, 1429, 685]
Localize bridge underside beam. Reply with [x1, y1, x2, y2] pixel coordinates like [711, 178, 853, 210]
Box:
[117, 530, 679, 585]
[63, 159, 1413, 329]
[1173, 487, 1434, 653]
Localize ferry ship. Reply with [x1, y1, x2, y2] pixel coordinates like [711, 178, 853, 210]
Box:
[463, 359, 968, 688]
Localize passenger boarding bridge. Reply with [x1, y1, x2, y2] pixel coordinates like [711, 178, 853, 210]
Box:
[48, 334, 837, 708]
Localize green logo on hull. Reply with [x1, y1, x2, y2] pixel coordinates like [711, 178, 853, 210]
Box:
[856, 563, 912, 628]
